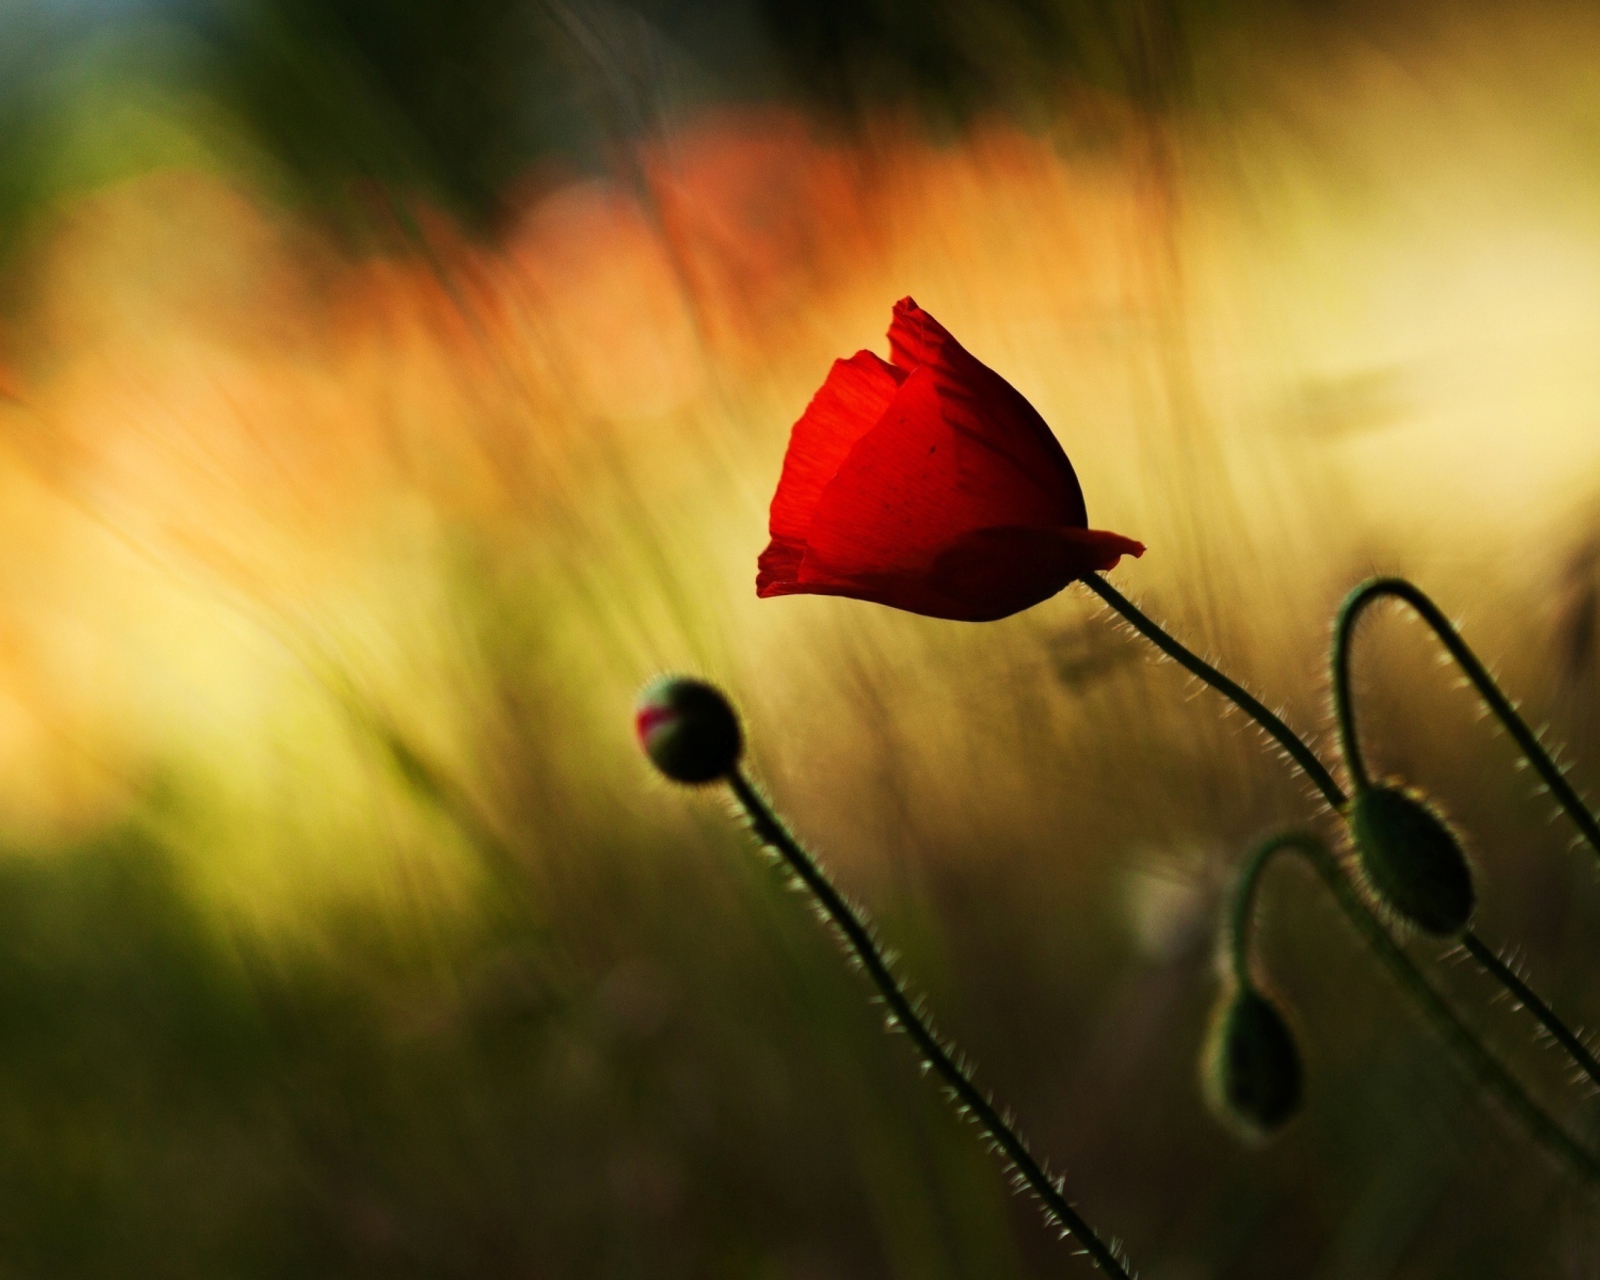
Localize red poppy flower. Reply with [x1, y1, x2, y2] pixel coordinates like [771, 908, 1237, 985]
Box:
[757, 298, 1144, 622]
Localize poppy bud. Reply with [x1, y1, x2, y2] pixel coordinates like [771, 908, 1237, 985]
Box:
[634, 676, 743, 785]
[1349, 784, 1474, 937]
[1203, 987, 1303, 1140]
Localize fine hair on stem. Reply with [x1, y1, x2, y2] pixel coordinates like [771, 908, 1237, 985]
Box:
[726, 767, 1135, 1277]
[1082, 574, 1600, 1113]
[1331, 576, 1600, 1090]
[1228, 832, 1600, 1183]
[1334, 576, 1600, 857]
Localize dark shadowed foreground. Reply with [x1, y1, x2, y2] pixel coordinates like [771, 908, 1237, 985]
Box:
[1, 2, 1600, 1276]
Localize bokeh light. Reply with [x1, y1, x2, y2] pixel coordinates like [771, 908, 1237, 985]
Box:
[0, 1, 1598, 1274]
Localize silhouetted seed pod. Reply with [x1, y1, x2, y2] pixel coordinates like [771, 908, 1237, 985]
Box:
[1349, 784, 1475, 936]
[1203, 988, 1303, 1140]
[634, 676, 743, 785]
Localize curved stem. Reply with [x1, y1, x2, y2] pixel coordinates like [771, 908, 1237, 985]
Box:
[1333, 576, 1600, 855]
[1228, 835, 1281, 988]
[1080, 574, 1347, 811]
[726, 767, 1133, 1278]
[1233, 833, 1600, 1184]
[1332, 576, 1600, 1093]
[1080, 574, 1599, 1173]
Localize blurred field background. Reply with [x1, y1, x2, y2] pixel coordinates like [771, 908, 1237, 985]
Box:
[2, 0, 1600, 1275]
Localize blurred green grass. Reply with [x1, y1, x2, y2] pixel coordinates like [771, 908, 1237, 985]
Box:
[0, 1, 1599, 1277]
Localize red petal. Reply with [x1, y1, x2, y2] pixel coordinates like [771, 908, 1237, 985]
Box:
[1056, 527, 1146, 570]
[886, 295, 952, 374]
[767, 350, 905, 551]
[755, 537, 806, 596]
[758, 298, 1142, 620]
[802, 366, 1094, 589]
[778, 524, 1143, 622]
[916, 526, 1143, 620]
[885, 298, 1087, 528]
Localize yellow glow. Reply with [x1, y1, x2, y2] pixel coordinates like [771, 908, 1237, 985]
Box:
[3, 17, 1599, 923]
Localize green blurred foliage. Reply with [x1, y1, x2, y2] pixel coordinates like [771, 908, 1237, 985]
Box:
[0, 1, 1598, 1277]
[0, 0, 1382, 248]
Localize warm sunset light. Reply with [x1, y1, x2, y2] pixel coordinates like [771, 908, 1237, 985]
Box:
[1, 2, 1599, 1274]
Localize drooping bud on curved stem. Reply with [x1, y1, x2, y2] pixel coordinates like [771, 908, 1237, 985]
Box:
[1218, 832, 1600, 1183]
[1209, 835, 1307, 1139]
[636, 678, 1136, 1278]
[1202, 985, 1303, 1141]
[1333, 576, 1600, 862]
[1331, 578, 1600, 1089]
[1347, 784, 1475, 937]
[1083, 572, 1599, 1097]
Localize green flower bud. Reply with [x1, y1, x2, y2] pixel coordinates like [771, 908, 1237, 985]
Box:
[635, 676, 743, 785]
[1349, 784, 1474, 937]
[1203, 987, 1303, 1140]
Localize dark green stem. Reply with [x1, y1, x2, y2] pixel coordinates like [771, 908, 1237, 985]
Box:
[1079, 574, 1599, 1171]
[1460, 933, 1600, 1091]
[726, 767, 1133, 1278]
[1228, 836, 1278, 989]
[1091, 572, 1600, 1101]
[1231, 833, 1600, 1184]
[1080, 574, 1347, 811]
[1333, 576, 1600, 853]
[1332, 576, 1600, 1091]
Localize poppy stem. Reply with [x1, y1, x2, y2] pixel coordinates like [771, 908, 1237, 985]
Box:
[1230, 832, 1600, 1184]
[1079, 574, 1346, 810]
[1333, 576, 1600, 1093]
[1458, 933, 1600, 1091]
[724, 766, 1135, 1278]
[1081, 575, 1600, 1123]
[1333, 576, 1600, 858]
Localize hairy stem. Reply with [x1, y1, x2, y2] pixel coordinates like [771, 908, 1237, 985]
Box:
[1331, 576, 1600, 1091]
[1460, 933, 1600, 1091]
[1230, 833, 1600, 1184]
[1082, 574, 1600, 1102]
[1080, 574, 1346, 811]
[1333, 576, 1600, 853]
[726, 767, 1133, 1278]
